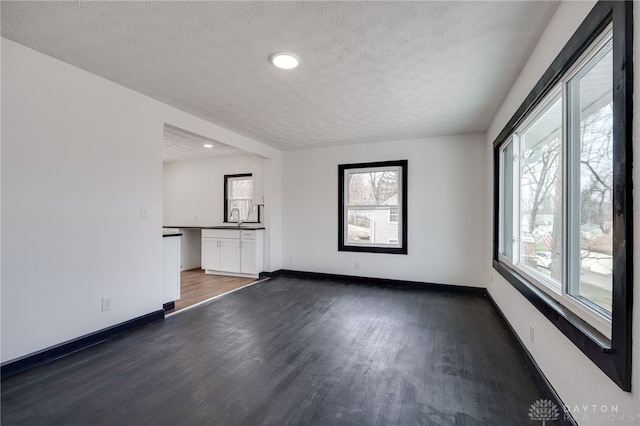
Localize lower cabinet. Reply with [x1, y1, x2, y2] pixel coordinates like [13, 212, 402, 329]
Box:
[239, 230, 264, 275]
[162, 235, 181, 304]
[240, 238, 256, 274]
[201, 229, 264, 278]
[219, 239, 240, 272]
[201, 238, 221, 270]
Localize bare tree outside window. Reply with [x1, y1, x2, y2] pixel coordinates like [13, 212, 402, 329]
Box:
[346, 170, 399, 244]
[225, 174, 259, 223]
[519, 95, 563, 286]
[570, 42, 613, 313]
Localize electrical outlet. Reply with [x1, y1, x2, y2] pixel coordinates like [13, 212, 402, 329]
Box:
[102, 297, 112, 312]
[354, 261, 360, 270]
[288, 254, 294, 261]
[529, 325, 534, 343]
[140, 205, 149, 219]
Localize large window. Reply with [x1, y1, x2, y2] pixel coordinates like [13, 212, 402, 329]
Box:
[338, 160, 407, 254]
[493, 1, 632, 391]
[224, 174, 259, 223]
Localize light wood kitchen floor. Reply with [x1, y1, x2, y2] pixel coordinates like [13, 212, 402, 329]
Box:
[166, 269, 256, 314]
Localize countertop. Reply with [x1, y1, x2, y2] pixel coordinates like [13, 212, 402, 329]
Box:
[162, 229, 183, 237]
[163, 225, 266, 230]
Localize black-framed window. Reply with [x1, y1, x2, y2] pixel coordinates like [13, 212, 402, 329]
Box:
[493, 1, 632, 391]
[338, 160, 407, 254]
[223, 173, 259, 223]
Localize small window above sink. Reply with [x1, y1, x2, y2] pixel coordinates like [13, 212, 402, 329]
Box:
[224, 174, 260, 224]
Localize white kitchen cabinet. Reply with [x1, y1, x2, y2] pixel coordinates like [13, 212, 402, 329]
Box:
[219, 239, 240, 272]
[201, 237, 222, 270]
[240, 238, 256, 274]
[239, 230, 264, 275]
[201, 229, 263, 278]
[201, 230, 240, 273]
[252, 166, 264, 205]
[162, 235, 181, 305]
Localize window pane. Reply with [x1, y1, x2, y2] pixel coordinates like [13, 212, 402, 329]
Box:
[347, 209, 372, 243]
[571, 43, 613, 313]
[345, 167, 400, 247]
[230, 178, 253, 200]
[389, 208, 398, 223]
[346, 208, 399, 245]
[519, 96, 563, 286]
[347, 169, 399, 206]
[227, 176, 257, 222]
[228, 199, 258, 222]
[500, 142, 513, 259]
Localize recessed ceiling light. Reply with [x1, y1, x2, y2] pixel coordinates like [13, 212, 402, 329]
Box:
[203, 144, 213, 148]
[270, 52, 299, 70]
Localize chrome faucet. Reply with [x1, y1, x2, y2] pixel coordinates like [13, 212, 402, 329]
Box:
[230, 208, 243, 226]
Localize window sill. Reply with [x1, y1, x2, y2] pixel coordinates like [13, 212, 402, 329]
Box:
[223, 221, 261, 224]
[494, 260, 610, 350]
[493, 259, 630, 390]
[338, 245, 407, 255]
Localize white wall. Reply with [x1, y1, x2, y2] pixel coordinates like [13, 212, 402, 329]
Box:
[178, 229, 201, 271]
[282, 135, 487, 287]
[163, 155, 265, 226]
[486, 1, 639, 423]
[1, 38, 282, 363]
[263, 157, 283, 272]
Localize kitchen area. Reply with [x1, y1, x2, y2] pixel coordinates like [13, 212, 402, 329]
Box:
[162, 124, 268, 313]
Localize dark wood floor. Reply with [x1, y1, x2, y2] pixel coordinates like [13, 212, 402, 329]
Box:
[2, 277, 547, 425]
[167, 269, 256, 313]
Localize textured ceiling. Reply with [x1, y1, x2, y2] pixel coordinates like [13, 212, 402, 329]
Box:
[1, 1, 559, 151]
[163, 124, 249, 162]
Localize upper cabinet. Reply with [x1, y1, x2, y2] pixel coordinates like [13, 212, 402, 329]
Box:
[252, 166, 264, 205]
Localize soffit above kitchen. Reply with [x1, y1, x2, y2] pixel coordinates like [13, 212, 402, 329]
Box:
[1, 1, 559, 151]
[163, 124, 251, 163]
